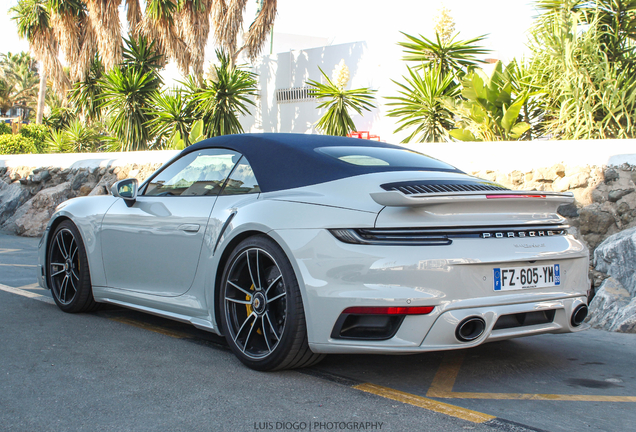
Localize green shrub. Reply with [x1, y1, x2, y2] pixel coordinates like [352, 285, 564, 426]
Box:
[0, 134, 37, 155]
[19, 124, 48, 153]
[0, 123, 11, 135]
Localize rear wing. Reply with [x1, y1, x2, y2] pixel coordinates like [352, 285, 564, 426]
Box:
[370, 190, 575, 207]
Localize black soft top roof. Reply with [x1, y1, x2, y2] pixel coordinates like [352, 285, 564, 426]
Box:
[182, 133, 460, 193]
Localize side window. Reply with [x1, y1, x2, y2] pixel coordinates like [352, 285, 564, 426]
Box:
[220, 156, 261, 195]
[144, 149, 240, 197]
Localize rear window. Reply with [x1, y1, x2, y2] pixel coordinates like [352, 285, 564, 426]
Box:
[316, 146, 456, 171]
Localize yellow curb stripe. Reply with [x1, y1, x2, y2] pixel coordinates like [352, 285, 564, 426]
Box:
[108, 316, 193, 339]
[428, 351, 465, 396]
[432, 390, 636, 402]
[354, 383, 496, 424]
[0, 283, 55, 304]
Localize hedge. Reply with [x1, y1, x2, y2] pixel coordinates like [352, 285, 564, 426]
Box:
[0, 134, 37, 155]
[19, 124, 47, 153]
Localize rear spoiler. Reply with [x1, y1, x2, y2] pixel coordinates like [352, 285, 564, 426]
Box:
[370, 190, 575, 207]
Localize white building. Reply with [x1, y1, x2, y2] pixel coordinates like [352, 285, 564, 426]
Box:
[241, 37, 413, 143]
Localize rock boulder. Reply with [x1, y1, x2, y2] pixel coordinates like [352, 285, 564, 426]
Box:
[587, 277, 636, 333]
[2, 182, 74, 237]
[594, 227, 636, 297]
[0, 181, 31, 225]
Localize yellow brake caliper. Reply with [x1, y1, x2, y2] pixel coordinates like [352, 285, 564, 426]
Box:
[245, 284, 262, 334]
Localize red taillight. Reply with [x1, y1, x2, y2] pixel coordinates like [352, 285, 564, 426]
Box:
[342, 306, 434, 315]
[486, 194, 546, 199]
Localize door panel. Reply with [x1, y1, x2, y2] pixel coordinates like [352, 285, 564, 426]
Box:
[101, 197, 215, 296]
[100, 148, 242, 296]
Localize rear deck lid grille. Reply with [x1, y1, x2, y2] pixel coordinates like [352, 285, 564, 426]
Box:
[381, 180, 509, 195]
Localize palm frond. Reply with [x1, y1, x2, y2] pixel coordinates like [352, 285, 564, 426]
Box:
[176, 0, 213, 77]
[399, 32, 490, 76]
[244, 0, 276, 61]
[84, 0, 123, 71]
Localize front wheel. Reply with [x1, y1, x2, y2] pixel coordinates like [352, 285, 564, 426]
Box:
[219, 235, 324, 371]
[47, 220, 99, 313]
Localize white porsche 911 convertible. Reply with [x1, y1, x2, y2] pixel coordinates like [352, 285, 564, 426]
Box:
[38, 133, 589, 370]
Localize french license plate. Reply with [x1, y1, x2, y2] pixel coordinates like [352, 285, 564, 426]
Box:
[493, 264, 561, 291]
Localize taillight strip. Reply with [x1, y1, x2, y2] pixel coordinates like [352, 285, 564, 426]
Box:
[343, 306, 434, 315]
[486, 194, 546, 199]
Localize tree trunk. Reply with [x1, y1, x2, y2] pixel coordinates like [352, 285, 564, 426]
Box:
[36, 63, 46, 124]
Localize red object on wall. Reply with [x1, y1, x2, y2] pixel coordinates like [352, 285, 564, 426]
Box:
[347, 131, 380, 141]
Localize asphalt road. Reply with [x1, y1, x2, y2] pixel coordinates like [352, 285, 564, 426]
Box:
[1, 232, 635, 432]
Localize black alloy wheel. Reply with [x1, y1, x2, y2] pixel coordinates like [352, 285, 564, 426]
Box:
[47, 220, 99, 313]
[220, 235, 324, 371]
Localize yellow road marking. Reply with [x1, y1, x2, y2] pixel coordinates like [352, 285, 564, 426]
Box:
[355, 382, 495, 423]
[427, 351, 465, 397]
[0, 283, 55, 304]
[0, 249, 21, 254]
[108, 316, 193, 339]
[18, 283, 42, 290]
[0, 263, 38, 267]
[427, 351, 636, 402]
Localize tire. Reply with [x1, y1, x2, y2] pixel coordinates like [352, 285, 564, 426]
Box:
[47, 220, 99, 313]
[219, 235, 324, 371]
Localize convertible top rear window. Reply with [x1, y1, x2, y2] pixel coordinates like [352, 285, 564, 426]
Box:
[316, 147, 456, 170]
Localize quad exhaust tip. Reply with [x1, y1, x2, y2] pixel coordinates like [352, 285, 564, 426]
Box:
[456, 317, 486, 342]
[571, 304, 588, 327]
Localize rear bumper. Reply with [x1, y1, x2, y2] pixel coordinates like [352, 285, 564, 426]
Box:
[309, 295, 588, 354]
[272, 229, 589, 354]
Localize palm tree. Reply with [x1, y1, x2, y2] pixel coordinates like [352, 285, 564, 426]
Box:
[11, 0, 68, 123]
[399, 32, 490, 77]
[67, 55, 104, 122]
[147, 88, 195, 146]
[189, 50, 258, 137]
[0, 53, 41, 120]
[100, 67, 158, 151]
[386, 66, 458, 143]
[99, 37, 163, 151]
[306, 62, 377, 137]
[0, 79, 13, 116]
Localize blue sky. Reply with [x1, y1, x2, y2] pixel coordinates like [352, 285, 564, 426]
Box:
[1, 0, 538, 64]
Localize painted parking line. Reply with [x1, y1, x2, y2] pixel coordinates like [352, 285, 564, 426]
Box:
[427, 351, 636, 402]
[0, 282, 195, 338]
[0, 283, 55, 305]
[0, 263, 38, 267]
[0, 248, 21, 254]
[355, 382, 495, 423]
[17, 283, 44, 290]
[107, 316, 195, 339]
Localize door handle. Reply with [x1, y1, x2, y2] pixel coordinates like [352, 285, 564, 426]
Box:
[178, 224, 200, 233]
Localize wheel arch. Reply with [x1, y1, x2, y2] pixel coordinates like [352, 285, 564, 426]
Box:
[211, 229, 310, 336]
[213, 229, 269, 332]
[44, 215, 73, 278]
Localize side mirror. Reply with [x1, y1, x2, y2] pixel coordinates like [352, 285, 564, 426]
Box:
[111, 178, 138, 206]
